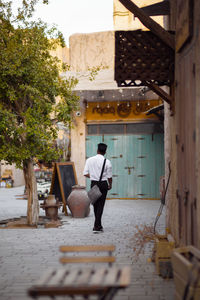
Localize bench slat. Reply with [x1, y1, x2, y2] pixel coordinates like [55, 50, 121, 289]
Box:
[73, 269, 93, 286]
[103, 267, 120, 286]
[88, 268, 107, 285]
[119, 266, 131, 286]
[34, 268, 55, 286]
[60, 256, 115, 264]
[59, 245, 115, 252]
[47, 269, 68, 286]
[63, 269, 81, 285]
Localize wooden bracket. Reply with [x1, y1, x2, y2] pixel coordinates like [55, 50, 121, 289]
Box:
[118, 0, 175, 50]
[145, 81, 172, 105]
[144, 81, 174, 114]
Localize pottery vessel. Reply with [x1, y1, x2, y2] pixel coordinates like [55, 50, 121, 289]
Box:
[67, 185, 90, 218]
[45, 194, 57, 205]
[44, 194, 59, 220]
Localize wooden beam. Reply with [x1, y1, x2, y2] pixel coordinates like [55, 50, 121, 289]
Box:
[141, 1, 170, 16]
[118, 0, 175, 49]
[144, 81, 172, 106]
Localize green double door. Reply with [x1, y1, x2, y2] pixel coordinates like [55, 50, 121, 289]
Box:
[86, 134, 164, 199]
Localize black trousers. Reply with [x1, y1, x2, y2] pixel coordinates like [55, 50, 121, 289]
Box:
[91, 180, 108, 229]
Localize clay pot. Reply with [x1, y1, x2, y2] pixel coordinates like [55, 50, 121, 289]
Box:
[45, 206, 58, 220]
[45, 194, 57, 205]
[67, 185, 90, 218]
[44, 194, 59, 220]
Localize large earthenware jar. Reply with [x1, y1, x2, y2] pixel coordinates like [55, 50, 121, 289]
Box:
[67, 185, 90, 218]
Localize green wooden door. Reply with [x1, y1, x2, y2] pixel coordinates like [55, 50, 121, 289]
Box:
[86, 133, 164, 199]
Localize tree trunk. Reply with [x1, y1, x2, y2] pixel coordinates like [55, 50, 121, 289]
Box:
[23, 159, 39, 225]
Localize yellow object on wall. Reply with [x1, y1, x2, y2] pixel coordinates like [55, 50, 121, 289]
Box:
[86, 100, 162, 122]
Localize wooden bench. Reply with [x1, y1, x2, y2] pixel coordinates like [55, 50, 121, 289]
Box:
[28, 245, 132, 299]
[59, 244, 116, 266]
[28, 265, 131, 299]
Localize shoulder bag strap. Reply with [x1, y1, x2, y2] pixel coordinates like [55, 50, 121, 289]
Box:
[99, 158, 106, 182]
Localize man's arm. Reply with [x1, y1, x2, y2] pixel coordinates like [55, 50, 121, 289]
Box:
[108, 177, 112, 190]
[83, 158, 90, 178]
[107, 159, 112, 190]
[84, 174, 90, 178]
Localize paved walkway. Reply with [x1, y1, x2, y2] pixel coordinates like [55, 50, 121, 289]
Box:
[0, 186, 174, 300]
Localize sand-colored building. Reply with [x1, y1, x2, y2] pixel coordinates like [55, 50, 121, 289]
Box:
[66, 0, 164, 199]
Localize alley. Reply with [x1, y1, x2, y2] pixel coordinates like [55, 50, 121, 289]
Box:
[0, 186, 174, 300]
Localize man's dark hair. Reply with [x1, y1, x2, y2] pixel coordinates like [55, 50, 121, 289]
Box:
[98, 143, 107, 154]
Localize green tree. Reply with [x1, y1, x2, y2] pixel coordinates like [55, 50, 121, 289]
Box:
[0, 0, 79, 225]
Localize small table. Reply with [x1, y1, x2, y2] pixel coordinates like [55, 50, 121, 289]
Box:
[28, 265, 131, 299]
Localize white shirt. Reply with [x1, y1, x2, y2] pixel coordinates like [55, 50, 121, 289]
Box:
[83, 154, 112, 181]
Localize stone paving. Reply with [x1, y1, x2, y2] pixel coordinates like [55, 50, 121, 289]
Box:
[0, 186, 175, 300]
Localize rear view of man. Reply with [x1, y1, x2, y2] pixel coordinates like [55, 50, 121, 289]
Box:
[83, 143, 112, 232]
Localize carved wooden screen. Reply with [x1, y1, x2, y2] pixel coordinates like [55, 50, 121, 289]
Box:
[115, 30, 174, 87]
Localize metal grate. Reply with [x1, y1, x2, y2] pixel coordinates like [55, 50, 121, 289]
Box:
[115, 30, 174, 87]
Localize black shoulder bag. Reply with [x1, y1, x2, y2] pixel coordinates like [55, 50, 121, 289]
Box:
[87, 159, 106, 204]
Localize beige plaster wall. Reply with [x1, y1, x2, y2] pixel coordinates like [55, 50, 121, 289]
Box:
[1, 162, 25, 187]
[50, 45, 69, 64]
[68, 31, 115, 182]
[164, 104, 178, 243]
[113, 0, 164, 31]
[68, 2, 165, 189]
[68, 30, 145, 184]
[66, 69, 118, 91]
[70, 108, 86, 186]
[69, 31, 114, 72]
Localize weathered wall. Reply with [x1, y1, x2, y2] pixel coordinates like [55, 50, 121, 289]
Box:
[1, 162, 25, 187]
[50, 45, 69, 64]
[167, 0, 200, 247]
[163, 2, 178, 243]
[195, 0, 200, 249]
[70, 109, 86, 186]
[66, 69, 119, 91]
[69, 31, 114, 72]
[165, 103, 178, 242]
[113, 0, 164, 30]
[68, 31, 116, 184]
[68, 3, 165, 190]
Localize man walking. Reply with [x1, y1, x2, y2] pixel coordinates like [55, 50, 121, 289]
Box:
[83, 143, 112, 232]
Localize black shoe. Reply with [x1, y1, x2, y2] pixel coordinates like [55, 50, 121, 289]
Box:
[93, 227, 99, 232]
[93, 226, 104, 233]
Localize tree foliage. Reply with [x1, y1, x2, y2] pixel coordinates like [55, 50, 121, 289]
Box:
[0, 0, 79, 168]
